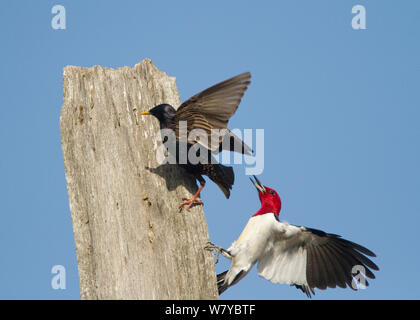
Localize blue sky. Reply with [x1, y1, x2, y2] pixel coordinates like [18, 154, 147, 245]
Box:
[0, 0, 419, 299]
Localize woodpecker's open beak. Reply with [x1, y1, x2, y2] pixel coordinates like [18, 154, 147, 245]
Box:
[250, 175, 266, 193]
[140, 111, 151, 115]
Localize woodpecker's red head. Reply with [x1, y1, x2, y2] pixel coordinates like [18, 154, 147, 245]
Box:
[250, 176, 282, 217]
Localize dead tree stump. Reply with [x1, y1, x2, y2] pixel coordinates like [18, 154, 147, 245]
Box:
[60, 59, 218, 299]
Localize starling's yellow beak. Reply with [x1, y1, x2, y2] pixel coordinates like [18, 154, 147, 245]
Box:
[140, 111, 150, 115]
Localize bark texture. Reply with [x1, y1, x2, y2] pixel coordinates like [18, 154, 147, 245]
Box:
[60, 59, 218, 300]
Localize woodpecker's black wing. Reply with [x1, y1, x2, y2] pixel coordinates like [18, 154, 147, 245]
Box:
[257, 222, 379, 298]
[174, 72, 252, 155]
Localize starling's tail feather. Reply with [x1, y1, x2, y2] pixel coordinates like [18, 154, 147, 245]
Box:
[210, 164, 234, 199]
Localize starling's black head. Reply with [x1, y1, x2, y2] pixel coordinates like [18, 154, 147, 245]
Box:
[141, 104, 176, 129]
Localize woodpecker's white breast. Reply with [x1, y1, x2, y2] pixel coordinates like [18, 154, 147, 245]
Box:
[223, 213, 278, 286]
[229, 213, 277, 254]
[224, 213, 309, 288]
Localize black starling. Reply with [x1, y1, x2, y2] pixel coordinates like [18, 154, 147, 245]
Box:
[141, 72, 252, 210]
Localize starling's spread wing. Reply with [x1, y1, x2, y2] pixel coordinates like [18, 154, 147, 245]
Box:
[215, 129, 253, 155]
[257, 222, 379, 297]
[176, 72, 251, 127]
[174, 72, 252, 154]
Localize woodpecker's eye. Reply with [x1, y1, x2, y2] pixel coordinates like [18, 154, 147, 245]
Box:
[269, 190, 275, 195]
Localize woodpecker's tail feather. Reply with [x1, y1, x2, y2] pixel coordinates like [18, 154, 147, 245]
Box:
[217, 270, 229, 295]
[217, 269, 246, 295]
[209, 164, 234, 199]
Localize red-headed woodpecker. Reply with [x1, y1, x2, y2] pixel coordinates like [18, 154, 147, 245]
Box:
[205, 176, 379, 297]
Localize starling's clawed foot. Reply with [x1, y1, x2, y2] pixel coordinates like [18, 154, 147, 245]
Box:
[204, 241, 230, 263]
[178, 198, 203, 211]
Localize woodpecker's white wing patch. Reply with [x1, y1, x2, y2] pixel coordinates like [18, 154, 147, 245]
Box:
[256, 221, 379, 297]
[257, 222, 308, 286]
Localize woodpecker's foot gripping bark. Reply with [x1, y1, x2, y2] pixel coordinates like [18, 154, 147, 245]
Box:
[204, 242, 232, 263]
[178, 185, 205, 211]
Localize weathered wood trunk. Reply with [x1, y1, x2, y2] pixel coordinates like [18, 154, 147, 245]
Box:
[60, 59, 218, 299]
